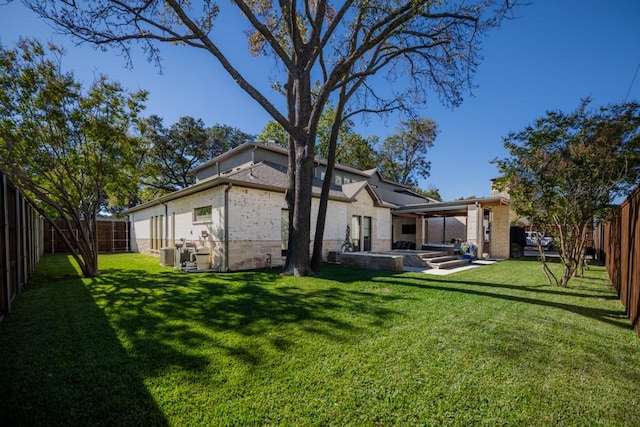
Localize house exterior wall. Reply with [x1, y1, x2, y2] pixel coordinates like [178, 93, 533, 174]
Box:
[346, 190, 392, 253]
[130, 183, 392, 271]
[393, 217, 418, 245]
[227, 186, 286, 270]
[311, 198, 347, 259]
[129, 186, 228, 269]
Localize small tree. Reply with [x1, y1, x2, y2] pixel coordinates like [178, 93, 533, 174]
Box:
[494, 99, 640, 287]
[0, 39, 147, 277]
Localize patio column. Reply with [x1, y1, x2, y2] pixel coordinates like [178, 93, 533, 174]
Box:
[466, 203, 484, 255]
[415, 216, 425, 250]
[490, 205, 511, 259]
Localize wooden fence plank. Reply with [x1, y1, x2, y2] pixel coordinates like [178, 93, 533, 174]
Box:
[43, 219, 130, 254]
[602, 185, 640, 339]
[0, 172, 43, 317]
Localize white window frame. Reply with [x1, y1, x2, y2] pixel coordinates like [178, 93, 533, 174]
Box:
[193, 206, 212, 223]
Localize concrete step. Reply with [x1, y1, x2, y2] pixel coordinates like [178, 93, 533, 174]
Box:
[423, 255, 460, 263]
[427, 258, 471, 269]
[419, 251, 449, 260]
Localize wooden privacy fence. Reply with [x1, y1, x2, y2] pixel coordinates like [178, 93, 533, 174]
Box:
[44, 219, 130, 254]
[0, 172, 44, 318]
[603, 184, 640, 339]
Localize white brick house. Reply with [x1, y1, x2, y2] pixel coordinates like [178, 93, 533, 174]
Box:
[126, 142, 407, 270]
[126, 142, 512, 270]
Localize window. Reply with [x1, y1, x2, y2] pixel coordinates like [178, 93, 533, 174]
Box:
[402, 224, 416, 235]
[193, 206, 212, 222]
[150, 215, 164, 250]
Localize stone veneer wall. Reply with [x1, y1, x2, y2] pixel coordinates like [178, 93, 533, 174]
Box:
[340, 252, 403, 272]
[490, 205, 511, 259]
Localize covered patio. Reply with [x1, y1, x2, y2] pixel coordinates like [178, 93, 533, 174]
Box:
[391, 196, 512, 259]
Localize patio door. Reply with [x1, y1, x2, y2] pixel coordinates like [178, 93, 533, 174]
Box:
[351, 216, 361, 252]
[363, 216, 372, 251]
[351, 215, 372, 252]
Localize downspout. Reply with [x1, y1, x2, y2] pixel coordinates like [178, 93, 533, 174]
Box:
[161, 202, 169, 247]
[251, 143, 258, 165]
[125, 214, 131, 252]
[224, 183, 233, 272]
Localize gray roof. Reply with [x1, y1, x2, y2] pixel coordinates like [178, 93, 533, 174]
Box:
[392, 196, 510, 217]
[223, 161, 348, 199]
[126, 160, 355, 213]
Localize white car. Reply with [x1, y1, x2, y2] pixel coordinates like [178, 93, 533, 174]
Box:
[526, 231, 555, 250]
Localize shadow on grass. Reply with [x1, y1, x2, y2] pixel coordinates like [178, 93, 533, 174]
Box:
[86, 266, 403, 378]
[404, 277, 629, 330]
[321, 263, 629, 331]
[0, 270, 168, 425]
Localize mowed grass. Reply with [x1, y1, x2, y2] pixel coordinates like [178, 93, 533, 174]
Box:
[1, 253, 639, 426]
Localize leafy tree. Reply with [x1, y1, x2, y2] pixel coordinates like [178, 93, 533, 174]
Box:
[416, 185, 442, 201]
[258, 121, 288, 145]
[21, 0, 515, 275]
[494, 99, 640, 287]
[208, 124, 254, 156]
[258, 107, 378, 170]
[135, 116, 254, 201]
[379, 118, 437, 187]
[337, 133, 379, 172]
[0, 39, 147, 277]
[141, 115, 215, 193]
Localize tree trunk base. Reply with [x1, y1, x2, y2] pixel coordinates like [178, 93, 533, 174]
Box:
[281, 265, 315, 277]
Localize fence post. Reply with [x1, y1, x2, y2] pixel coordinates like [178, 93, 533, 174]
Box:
[50, 225, 55, 254]
[1, 173, 11, 314]
[15, 191, 23, 293]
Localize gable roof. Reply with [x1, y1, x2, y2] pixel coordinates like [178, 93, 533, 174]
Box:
[127, 160, 368, 213]
[193, 141, 372, 178]
[127, 141, 439, 214]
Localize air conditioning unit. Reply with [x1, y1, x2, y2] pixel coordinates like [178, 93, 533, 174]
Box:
[160, 247, 175, 266]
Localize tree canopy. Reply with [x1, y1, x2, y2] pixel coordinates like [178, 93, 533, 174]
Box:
[20, 0, 516, 275]
[139, 115, 254, 197]
[0, 39, 147, 277]
[378, 118, 437, 187]
[494, 98, 640, 287]
[258, 107, 378, 171]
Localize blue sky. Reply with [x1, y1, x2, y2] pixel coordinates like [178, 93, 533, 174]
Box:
[1, 1, 639, 201]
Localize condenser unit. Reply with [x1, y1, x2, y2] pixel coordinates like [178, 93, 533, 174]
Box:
[160, 247, 175, 266]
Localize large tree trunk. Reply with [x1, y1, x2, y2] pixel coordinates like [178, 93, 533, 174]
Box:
[282, 68, 314, 276]
[310, 144, 337, 272]
[310, 94, 345, 272]
[283, 140, 314, 276]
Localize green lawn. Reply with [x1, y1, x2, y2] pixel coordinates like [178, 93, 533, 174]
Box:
[1, 253, 639, 426]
